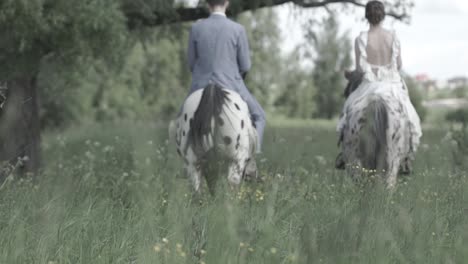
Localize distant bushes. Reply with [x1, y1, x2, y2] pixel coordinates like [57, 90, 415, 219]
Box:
[446, 108, 468, 125]
[405, 76, 427, 122]
[445, 108, 468, 168]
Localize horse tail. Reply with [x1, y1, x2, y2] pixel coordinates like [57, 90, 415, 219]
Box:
[189, 83, 228, 153]
[372, 98, 389, 170]
[364, 97, 389, 170]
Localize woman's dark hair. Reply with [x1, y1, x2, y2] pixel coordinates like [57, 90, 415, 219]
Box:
[207, 0, 228, 7]
[365, 1, 386, 25]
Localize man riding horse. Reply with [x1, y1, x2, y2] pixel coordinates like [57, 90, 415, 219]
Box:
[186, 0, 266, 153]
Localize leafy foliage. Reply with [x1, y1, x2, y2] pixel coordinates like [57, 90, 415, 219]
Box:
[0, 0, 416, 127]
[307, 15, 352, 119]
[443, 107, 468, 168]
[239, 9, 284, 111]
[274, 51, 317, 119]
[446, 109, 468, 125]
[0, 0, 128, 78]
[405, 75, 427, 122]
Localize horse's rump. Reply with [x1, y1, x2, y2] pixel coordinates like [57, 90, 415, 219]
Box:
[172, 84, 258, 192]
[188, 84, 229, 154]
[342, 88, 410, 187]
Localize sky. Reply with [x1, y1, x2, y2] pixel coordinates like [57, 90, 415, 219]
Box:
[277, 0, 468, 81]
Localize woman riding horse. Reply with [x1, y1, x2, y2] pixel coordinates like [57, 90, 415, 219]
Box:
[336, 1, 422, 184]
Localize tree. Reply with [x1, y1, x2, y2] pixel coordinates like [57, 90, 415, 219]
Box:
[274, 50, 317, 119]
[124, 0, 414, 26]
[238, 9, 283, 110]
[404, 75, 427, 122]
[308, 15, 352, 119]
[0, 0, 128, 175]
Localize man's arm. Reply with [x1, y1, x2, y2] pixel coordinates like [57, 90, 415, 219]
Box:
[237, 27, 251, 76]
[187, 25, 197, 72]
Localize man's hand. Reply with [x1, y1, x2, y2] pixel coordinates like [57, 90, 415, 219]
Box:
[344, 70, 353, 80]
[241, 72, 248, 80]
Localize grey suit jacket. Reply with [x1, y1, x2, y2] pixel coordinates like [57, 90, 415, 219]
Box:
[187, 14, 251, 93]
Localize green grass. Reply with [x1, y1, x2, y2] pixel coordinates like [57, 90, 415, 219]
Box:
[0, 121, 467, 264]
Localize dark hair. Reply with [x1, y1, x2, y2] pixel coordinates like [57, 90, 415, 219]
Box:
[207, 0, 228, 7]
[365, 1, 386, 25]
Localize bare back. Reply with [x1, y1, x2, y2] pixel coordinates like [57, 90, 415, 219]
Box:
[355, 27, 403, 81]
[366, 28, 394, 67]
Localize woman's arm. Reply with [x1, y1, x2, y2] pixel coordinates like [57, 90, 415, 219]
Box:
[397, 44, 402, 70]
[394, 32, 403, 70]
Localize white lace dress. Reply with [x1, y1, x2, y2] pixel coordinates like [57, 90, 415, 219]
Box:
[337, 30, 422, 154]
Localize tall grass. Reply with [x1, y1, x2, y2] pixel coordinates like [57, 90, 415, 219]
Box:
[0, 121, 466, 263]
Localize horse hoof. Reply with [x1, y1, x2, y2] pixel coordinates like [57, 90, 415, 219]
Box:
[244, 160, 258, 181]
[335, 153, 346, 170]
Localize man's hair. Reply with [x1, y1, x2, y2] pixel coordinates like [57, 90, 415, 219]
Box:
[207, 0, 228, 7]
[365, 1, 386, 25]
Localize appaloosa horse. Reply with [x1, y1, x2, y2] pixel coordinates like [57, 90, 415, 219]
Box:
[339, 70, 412, 188]
[169, 84, 258, 193]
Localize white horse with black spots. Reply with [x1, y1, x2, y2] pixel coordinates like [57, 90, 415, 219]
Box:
[169, 84, 258, 193]
[338, 71, 412, 188]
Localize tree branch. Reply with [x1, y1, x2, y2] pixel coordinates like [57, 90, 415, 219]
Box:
[123, 0, 411, 28]
[295, 0, 409, 21]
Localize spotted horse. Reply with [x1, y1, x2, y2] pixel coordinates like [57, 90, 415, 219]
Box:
[169, 84, 258, 193]
[339, 71, 412, 189]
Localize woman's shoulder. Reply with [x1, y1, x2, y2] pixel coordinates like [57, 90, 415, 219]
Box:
[384, 28, 398, 37]
[355, 31, 367, 43]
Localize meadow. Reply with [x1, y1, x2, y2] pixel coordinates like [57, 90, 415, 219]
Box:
[0, 120, 466, 264]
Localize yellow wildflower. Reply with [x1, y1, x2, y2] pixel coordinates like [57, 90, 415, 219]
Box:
[153, 244, 161, 253]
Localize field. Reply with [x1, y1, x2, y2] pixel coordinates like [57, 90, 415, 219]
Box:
[0, 121, 467, 264]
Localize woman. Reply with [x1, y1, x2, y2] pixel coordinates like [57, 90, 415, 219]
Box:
[336, 0, 422, 173]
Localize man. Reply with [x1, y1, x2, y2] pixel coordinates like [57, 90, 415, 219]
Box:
[186, 0, 266, 152]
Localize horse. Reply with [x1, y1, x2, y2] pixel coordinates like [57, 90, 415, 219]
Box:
[169, 84, 258, 193]
[339, 70, 411, 188]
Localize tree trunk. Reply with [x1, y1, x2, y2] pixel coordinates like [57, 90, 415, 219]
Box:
[0, 74, 41, 180]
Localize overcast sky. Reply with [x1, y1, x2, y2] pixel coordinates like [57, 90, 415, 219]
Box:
[277, 0, 468, 80]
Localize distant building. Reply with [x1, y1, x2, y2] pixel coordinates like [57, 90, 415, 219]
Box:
[414, 73, 437, 91]
[447, 76, 468, 90]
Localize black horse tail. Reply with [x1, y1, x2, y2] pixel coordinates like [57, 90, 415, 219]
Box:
[372, 98, 389, 170]
[188, 83, 228, 153]
[363, 97, 389, 170]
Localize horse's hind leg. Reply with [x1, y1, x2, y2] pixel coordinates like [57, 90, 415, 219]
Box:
[185, 149, 202, 192]
[384, 119, 405, 189]
[201, 151, 220, 196]
[187, 163, 202, 192]
[385, 162, 399, 189]
[384, 147, 400, 189]
[228, 149, 251, 186]
[243, 157, 258, 181]
[227, 160, 243, 186]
